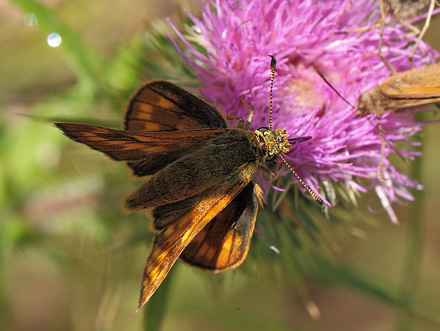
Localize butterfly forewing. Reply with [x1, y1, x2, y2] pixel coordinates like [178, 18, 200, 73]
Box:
[357, 64, 440, 115]
[380, 65, 440, 99]
[119, 80, 229, 176]
[55, 123, 227, 176]
[124, 80, 227, 132]
[378, 96, 440, 110]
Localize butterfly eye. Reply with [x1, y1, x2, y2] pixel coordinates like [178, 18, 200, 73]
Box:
[257, 126, 270, 134]
[266, 153, 278, 163]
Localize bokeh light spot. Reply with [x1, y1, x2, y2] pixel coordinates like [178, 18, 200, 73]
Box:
[47, 33, 62, 47]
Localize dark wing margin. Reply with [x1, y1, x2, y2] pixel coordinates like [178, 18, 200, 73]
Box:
[124, 80, 227, 132]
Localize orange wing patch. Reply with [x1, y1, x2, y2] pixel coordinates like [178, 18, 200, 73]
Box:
[124, 80, 227, 132]
[137, 178, 252, 310]
[180, 182, 262, 272]
[380, 64, 440, 100]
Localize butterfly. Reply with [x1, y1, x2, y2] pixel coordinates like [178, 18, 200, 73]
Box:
[356, 62, 440, 181]
[55, 56, 324, 310]
[357, 63, 440, 115]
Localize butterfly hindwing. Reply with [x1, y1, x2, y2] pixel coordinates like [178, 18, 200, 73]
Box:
[180, 181, 262, 272]
[137, 176, 253, 309]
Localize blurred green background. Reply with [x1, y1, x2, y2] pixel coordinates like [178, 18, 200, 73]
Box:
[1, 1, 440, 330]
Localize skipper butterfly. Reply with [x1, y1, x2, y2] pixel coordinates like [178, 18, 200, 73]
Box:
[55, 56, 324, 310]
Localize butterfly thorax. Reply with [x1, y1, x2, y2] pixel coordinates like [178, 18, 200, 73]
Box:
[253, 128, 291, 161]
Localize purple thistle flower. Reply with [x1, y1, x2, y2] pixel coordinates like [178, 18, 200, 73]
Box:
[168, 0, 438, 223]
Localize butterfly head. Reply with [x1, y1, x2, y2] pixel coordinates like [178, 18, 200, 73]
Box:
[356, 90, 385, 116]
[255, 127, 291, 162]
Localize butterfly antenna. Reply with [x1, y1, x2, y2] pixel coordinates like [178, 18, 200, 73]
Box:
[268, 55, 276, 131]
[280, 154, 325, 209]
[316, 70, 357, 109]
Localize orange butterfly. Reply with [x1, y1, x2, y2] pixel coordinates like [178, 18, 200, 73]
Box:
[357, 63, 440, 114]
[356, 63, 440, 181]
[55, 56, 323, 310]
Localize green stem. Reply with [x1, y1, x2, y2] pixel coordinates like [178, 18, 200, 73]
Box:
[143, 263, 178, 331]
[396, 131, 425, 330]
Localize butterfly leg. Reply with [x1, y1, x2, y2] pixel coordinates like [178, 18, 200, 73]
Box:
[397, 18, 420, 36]
[408, 0, 436, 68]
[227, 115, 245, 129]
[361, 113, 409, 181]
[378, 0, 397, 73]
[376, 114, 410, 182]
[239, 97, 255, 130]
[377, 136, 387, 182]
